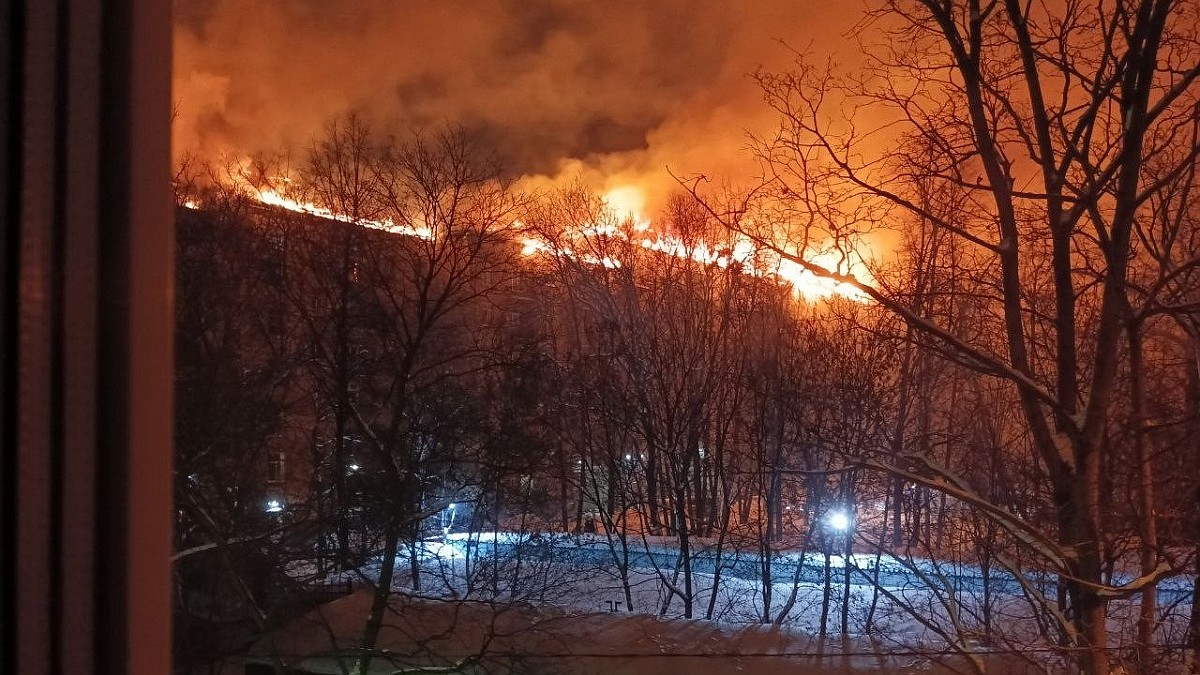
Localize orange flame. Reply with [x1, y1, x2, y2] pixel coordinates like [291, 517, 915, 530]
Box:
[252, 185, 869, 304]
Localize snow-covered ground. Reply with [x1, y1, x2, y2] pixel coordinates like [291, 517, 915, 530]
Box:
[283, 531, 1195, 668]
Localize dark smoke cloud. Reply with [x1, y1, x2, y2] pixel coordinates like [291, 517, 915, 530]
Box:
[174, 0, 863, 212]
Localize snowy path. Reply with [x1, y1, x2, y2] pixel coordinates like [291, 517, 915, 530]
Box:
[444, 532, 1194, 606]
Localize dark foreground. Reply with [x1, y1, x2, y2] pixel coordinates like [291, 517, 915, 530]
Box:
[223, 590, 1058, 675]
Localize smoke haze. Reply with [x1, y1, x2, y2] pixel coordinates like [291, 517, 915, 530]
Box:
[174, 0, 864, 213]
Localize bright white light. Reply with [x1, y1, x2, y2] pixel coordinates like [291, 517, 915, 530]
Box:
[624, 453, 633, 461]
[826, 510, 851, 532]
[421, 541, 464, 560]
[348, 463, 360, 472]
[449, 503, 456, 511]
[601, 185, 650, 230]
[265, 499, 284, 513]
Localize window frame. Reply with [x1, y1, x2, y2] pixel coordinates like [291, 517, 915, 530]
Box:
[5, 2, 174, 674]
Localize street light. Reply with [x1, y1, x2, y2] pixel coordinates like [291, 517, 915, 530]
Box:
[825, 509, 851, 533]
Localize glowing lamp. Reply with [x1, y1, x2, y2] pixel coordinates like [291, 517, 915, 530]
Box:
[826, 510, 851, 532]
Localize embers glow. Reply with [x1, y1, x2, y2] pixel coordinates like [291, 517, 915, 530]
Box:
[769, 250, 869, 303]
[520, 237, 547, 257]
[636, 230, 869, 303]
[251, 188, 867, 303]
[258, 189, 434, 240]
[600, 184, 867, 302]
[602, 185, 651, 231]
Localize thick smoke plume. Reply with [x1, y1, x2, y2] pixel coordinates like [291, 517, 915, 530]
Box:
[174, 0, 862, 214]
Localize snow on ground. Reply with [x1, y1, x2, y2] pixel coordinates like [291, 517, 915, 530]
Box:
[278, 532, 1195, 673]
[245, 589, 1015, 675]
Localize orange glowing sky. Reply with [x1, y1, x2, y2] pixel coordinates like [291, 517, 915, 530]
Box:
[173, 0, 870, 217]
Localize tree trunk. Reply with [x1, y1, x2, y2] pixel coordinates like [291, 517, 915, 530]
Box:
[332, 230, 354, 570]
[677, 488, 694, 619]
[760, 499, 774, 623]
[705, 498, 733, 620]
[559, 442, 571, 533]
[1058, 469, 1111, 675]
[646, 445, 661, 535]
[819, 547, 832, 639]
[840, 525, 852, 637]
[1185, 325, 1200, 674]
[1129, 321, 1159, 672]
[357, 528, 400, 675]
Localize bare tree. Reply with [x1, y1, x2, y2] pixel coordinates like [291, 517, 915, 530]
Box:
[336, 127, 520, 675]
[525, 187, 755, 619]
[691, 2, 1200, 672]
[173, 175, 312, 673]
[264, 115, 390, 572]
